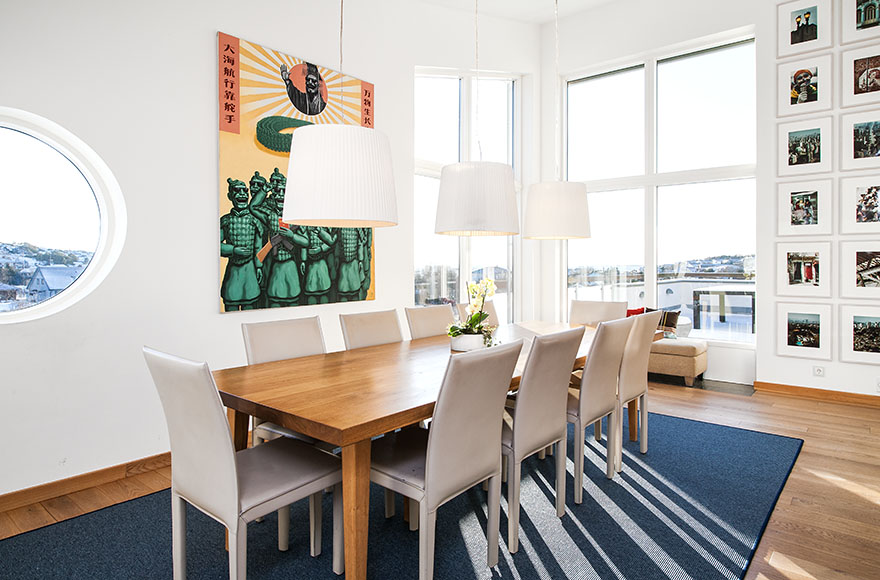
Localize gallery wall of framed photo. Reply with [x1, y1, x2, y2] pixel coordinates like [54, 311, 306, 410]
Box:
[775, 0, 880, 373]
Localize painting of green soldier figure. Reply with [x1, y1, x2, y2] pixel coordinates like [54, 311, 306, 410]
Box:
[220, 178, 264, 311]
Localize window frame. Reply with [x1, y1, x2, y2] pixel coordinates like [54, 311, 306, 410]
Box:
[562, 33, 756, 333]
[0, 107, 127, 324]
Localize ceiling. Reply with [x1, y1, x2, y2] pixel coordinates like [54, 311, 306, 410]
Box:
[419, 0, 614, 24]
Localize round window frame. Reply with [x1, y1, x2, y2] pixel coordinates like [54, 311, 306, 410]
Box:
[0, 107, 127, 323]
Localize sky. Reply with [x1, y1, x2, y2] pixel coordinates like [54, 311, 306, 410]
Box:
[0, 128, 100, 252]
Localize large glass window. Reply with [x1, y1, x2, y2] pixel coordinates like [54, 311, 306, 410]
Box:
[566, 39, 756, 344]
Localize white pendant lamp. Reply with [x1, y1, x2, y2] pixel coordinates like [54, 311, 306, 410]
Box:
[281, 0, 398, 228]
[434, 0, 519, 237]
[523, 0, 590, 240]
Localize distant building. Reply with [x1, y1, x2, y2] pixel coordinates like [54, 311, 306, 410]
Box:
[26, 266, 84, 304]
[0, 283, 17, 301]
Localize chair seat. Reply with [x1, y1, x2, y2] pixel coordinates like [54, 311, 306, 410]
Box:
[237, 437, 341, 518]
[370, 428, 429, 500]
[255, 421, 318, 444]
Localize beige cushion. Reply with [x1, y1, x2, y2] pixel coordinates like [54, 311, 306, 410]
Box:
[650, 337, 707, 357]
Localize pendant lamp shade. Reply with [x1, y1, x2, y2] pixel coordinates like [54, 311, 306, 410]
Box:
[282, 124, 398, 227]
[523, 181, 591, 239]
[434, 161, 519, 236]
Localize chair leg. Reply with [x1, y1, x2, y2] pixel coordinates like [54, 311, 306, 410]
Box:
[507, 457, 521, 553]
[309, 492, 322, 557]
[607, 410, 617, 480]
[276, 505, 290, 552]
[537, 448, 546, 460]
[409, 494, 420, 531]
[384, 489, 395, 518]
[640, 393, 648, 454]
[594, 420, 602, 442]
[501, 455, 508, 482]
[486, 473, 501, 568]
[573, 419, 585, 504]
[332, 483, 344, 576]
[546, 444, 554, 456]
[171, 492, 187, 580]
[228, 521, 247, 580]
[555, 434, 566, 517]
[418, 501, 436, 580]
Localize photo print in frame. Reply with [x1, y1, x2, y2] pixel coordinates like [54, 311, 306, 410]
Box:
[841, 0, 880, 44]
[777, 302, 832, 359]
[777, 241, 832, 297]
[840, 240, 880, 298]
[841, 111, 880, 170]
[840, 175, 880, 233]
[841, 46, 880, 107]
[778, 0, 832, 57]
[777, 179, 832, 235]
[840, 304, 880, 364]
[779, 117, 832, 176]
[777, 54, 832, 116]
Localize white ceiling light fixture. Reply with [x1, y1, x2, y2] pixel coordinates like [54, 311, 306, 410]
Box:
[434, 0, 519, 236]
[283, 0, 398, 228]
[523, 0, 590, 240]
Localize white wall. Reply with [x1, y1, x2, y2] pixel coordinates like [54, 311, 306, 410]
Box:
[0, 0, 540, 494]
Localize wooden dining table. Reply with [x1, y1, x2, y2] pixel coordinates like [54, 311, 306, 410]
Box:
[212, 321, 645, 579]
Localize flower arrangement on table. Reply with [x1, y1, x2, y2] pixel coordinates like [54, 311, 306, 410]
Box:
[447, 278, 497, 348]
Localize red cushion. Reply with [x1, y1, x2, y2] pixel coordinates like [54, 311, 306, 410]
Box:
[626, 307, 645, 317]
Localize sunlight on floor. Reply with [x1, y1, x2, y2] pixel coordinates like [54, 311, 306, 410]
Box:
[767, 551, 852, 580]
[803, 467, 880, 505]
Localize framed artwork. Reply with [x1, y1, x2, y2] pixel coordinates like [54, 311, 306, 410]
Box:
[841, 111, 880, 171]
[840, 175, 880, 233]
[778, 117, 832, 176]
[777, 241, 832, 297]
[841, 46, 880, 108]
[841, 0, 880, 45]
[216, 32, 377, 313]
[777, 302, 832, 359]
[840, 240, 880, 298]
[777, 54, 832, 116]
[778, 0, 832, 58]
[777, 179, 833, 235]
[840, 304, 880, 364]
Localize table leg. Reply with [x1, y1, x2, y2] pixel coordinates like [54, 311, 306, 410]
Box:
[628, 401, 638, 442]
[227, 408, 249, 451]
[342, 440, 371, 580]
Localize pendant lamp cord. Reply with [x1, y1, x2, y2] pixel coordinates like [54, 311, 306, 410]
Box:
[339, 0, 344, 73]
[474, 0, 483, 160]
[554, 0, 561, 181]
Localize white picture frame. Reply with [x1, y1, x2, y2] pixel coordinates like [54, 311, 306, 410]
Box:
[778, 54, 832, 116]
[777, 302, 832, 360]
[779, 117, 833, 176]
[841, 45, 880, 108]
[840, 175, 880, 233]
[778, 0, 832, 58]
[841, 0, 880, 45]
[841, 111, 880, 171]
[777, 179, 833, 236]
[840, 304, 880, 364]
[840, 240, 880, 298]
[777, 241, 832, 297]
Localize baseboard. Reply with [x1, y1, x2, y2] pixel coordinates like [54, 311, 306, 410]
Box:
[0, 452, 170, 513]
[754, 381, 880, 408]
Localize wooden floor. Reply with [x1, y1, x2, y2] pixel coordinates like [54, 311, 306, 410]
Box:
[2, 381, 879, 579]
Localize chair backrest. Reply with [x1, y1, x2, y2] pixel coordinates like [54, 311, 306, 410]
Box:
[339, 309, 403, 350]
[618, 310, 663, 403]
[241, 315, 326, 364]
[569, 300, 628, 326]
[424, 339, 523, 511]
[578, 317, 635, 419]
[512, 326, 586, 461]
[405, 304, 455, 339]
[142, 347, 239, 527]
[456, 299, 500, 327]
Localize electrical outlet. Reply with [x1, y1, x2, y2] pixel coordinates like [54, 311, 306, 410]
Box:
[813, 366, 825, 377]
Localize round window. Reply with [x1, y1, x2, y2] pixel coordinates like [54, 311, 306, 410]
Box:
[0, 108, 126, 323]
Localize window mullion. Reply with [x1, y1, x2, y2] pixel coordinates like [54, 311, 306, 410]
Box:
[644, 59, 658, 309]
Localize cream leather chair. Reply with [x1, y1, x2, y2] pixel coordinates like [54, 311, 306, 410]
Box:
[241, 316, 329, 549]
[566, 317, 634, 502]
[456, 299, 500, 327]
[569, 300, 628, 326]
[615, 310, 663, 473]
[369, 340, 524, 580]
[405, 304, 456, 339]
[339, 309, 403, 350]
[501, 326, 585, 553]
[142, 347, 344, 579]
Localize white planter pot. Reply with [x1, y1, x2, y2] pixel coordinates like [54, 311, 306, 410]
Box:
[450, 333, 488, 352]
